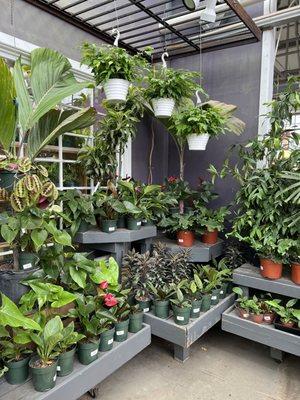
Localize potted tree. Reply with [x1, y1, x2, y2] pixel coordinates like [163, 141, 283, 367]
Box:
[194, 204, 230, 244]
[81, 42, 148, 102]
[148, 282, 174, 319]
[170, 282, 192, 325]
[145, 66, 201, 118]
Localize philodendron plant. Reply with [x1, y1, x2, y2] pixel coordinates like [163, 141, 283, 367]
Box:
[194, 204, 230, 234]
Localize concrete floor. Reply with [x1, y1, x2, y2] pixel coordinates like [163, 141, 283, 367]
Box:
[80, 326, 300, 400]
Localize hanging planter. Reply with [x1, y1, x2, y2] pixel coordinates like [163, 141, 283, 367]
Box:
[152, 98, 175, 118]
[102, 78, 130, 102]
[187, 133, 209, 150]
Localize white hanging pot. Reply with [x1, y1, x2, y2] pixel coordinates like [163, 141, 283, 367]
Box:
[102, 78, 130, 102]
[187, 134, 210, 150]
[152, 98, 175, 118]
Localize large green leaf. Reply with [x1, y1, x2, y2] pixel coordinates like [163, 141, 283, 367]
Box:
[44, 316, 63, 342]
[13, 58, 32, 134]
[0, 294, 41, 331]
[70, 266, 87, 289]
[31, 229, 48, 251]
[28, 107, 96, 158]
[0, 58, 16, 149]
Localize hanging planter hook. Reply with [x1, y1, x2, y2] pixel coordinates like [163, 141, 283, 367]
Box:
[196, 90, 202, 105]
[111, 28, 120, 47]
[161, 52, 169, 69]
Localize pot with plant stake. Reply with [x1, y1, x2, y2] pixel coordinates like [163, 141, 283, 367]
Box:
[170, 283, 192, 325]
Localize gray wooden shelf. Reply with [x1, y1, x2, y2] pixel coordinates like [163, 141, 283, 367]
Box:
[222, 306, 300, 357]
[233, 263, 300, 299]
[153, 235, 223, 262]
[0, 324, 151, 400]
[143, 294, 235, 362]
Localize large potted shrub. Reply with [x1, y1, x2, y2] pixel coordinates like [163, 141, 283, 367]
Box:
[81, 43, 148, 102]
[194, 204, 230, 244]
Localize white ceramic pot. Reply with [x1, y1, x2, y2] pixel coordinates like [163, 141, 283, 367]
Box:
[187, 133, 209, 150]
[152, 98, 175, 118]
[103, 78, 130, 102]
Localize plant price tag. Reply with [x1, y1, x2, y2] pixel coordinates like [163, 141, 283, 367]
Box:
[220, 291, 224, 295]
[137, 221, 142, 226]
[143, 308, 149, 312]
[177, 316, 184, 321]
[23, 263, 32, 270]
[264, 316, 271, 321]
[57, 366, 61, 371]
[90, 349, 98, 357]
[108, 338, 113, 344]
[178, 239, 183, 243]
[116, 330, 124, 335]
[193, 308, 200, 313]
[109, 227, 115, 232]
[260, 266, 264, 271]
[53, 374, 57, 382]
[211, 296, 217, 300]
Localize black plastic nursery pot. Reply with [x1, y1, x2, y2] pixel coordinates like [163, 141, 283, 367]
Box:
[129, 311, 144, 333]
[0, 268, 39, 303]
[117, 216, 126, 228]
[201, 294, 212, 312]
[190, 299, 202, 318]
[4, 356, 30, 385]
[114, 319, 129, 342]
[29, 356, 58, 392]
[126, 217, 142, 230]
[136, 299, 151, 313]
[0, 170, 17, 189]
[77, 339, 100, 365]
[57, 346, 76, 377]
[102, 219, 117, 233]
[99, 327, 115, 351]
[210, 288, 221, 306]
[153, 299, 170, 319]
[172, 305, 191, 325]
[19, 252, 39, 270]
[219, 283, 229, 299]
[78, 220, 91, 232]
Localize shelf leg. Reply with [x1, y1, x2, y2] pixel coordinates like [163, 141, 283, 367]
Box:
[140, 238, 153, 253]
[173, 344, 190, 362]
[270, 347, 284, 363]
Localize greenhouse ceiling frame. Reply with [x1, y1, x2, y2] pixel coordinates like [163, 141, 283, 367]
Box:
[24, 0, 262, 60]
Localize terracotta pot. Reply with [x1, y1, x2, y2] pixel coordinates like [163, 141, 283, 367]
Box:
[263, 312, 275, 324]
[201, 229, 218, 245]
[236, 307, 249, 319]
[177, 231, 195, 247]
[250, 313, 264, 324]
[291, 263, 300, 285]
[259, 258, 282, 280]
[280, 320, 295, 328]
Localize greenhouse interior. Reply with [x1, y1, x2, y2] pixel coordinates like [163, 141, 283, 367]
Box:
[0, 0, 299, 399]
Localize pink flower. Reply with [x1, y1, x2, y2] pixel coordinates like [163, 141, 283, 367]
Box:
[104, 293, 118, 307]
[8, 163, 18, 171]
[38, 196, 50, 209]
[99, 280, 108, 290]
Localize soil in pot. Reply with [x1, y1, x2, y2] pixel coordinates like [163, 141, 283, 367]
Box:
[201, 294, 212, 312]
[153, 299, 170, 319]
[19, 252, 39, 271]
[260, 258, 282, 280]
[236, 307, 249, 319]
[250, 313, 264, 324]
[57, 346, 76, 377]
[172, 305, 191, 325]
[114, 319, 129, 342]
[129, 311, 144, 333]
[291, 263, 300, 285]
[102, 219, 117, 234]
[126, 218, 142, 230]
[78, 339, 100, 365]
[99, 327, 115, 351]
[210, 288, 220, 306]
[190, 299, 202, 318]
[29, 357, 58, 392]
[136, 298, 151, 313]
[201, 230, 218, 245]
[263, 312, 275, 324]
[177, 230, 195, 247]
[4, 356, 30, 385]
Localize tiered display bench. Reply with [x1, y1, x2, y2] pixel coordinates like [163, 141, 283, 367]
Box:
[0, 325, 151, 400]
[153, 236, 223, 262]
[222, 263, 300, 361]
[143, 294, 235, 362]
[75, 226, 157, 266]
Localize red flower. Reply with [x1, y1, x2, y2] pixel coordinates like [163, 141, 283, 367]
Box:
[167, 176, 177, 183]
[104, 293, 118, 307]
[99, 280, 108, 290]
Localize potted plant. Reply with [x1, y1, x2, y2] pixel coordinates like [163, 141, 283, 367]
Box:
[81, 42, 148, 102]
[247, 297, 264, 324]
[135, 288, 152, 313]
[109, 290, 131, 342]
[183, 274, 203, 318]
[263, 298, 282, 324]
[289, 244, 300, 285]
[29, 316, 64, 392]
[118, 180, 144, 230]
[232, 287, 251, 319]
[271, 299, 298, 328]
[194, 204, 230, 244]
[159, 212, 195, 247]
[128, 304, 144, 333]
[55, 322, 85, 377]
[170, 283, 192, 325]
[0, 153, 32, 189]
[145, 66, 200, 118]
[162, 176, 195, 214]
[148, 282, 174, 319]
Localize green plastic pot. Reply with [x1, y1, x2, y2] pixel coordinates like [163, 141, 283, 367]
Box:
[142, 219, 154, 226]
[0, 171, 17, 189]
[117, 216, 126, 228]
[172, 305, 191, 325]
[136, 299, 151, 313]
[126, 218, 142, 230]
[129, 311, 144, 333]
[19, 252, 39, 270]
[211, 288, 221, 306]
[99, 327, 115, 352]
[154, 299, 170, 319]
[102, 219, 117, 233]
[201, 294, 212, 312]
[226, 282, 234, 295]
[190, 299, 202, 318]
[29, 356, 58, 392]
[170, 207, 179, 215]
[184, 206, 193, 214]
[78, 220, 90, 232]
[114, 319, 129, 342]
[4, 356, 30, 385]
[219, 283, 229, 299]
[57, 346, 76, 377]
[77, 339, 100, 365]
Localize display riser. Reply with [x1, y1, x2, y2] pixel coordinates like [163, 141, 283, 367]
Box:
[0, 325, 151, 400]
[143, 294, 235, 362]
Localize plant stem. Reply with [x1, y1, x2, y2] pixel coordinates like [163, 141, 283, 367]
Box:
[147, 119, 155, 184]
